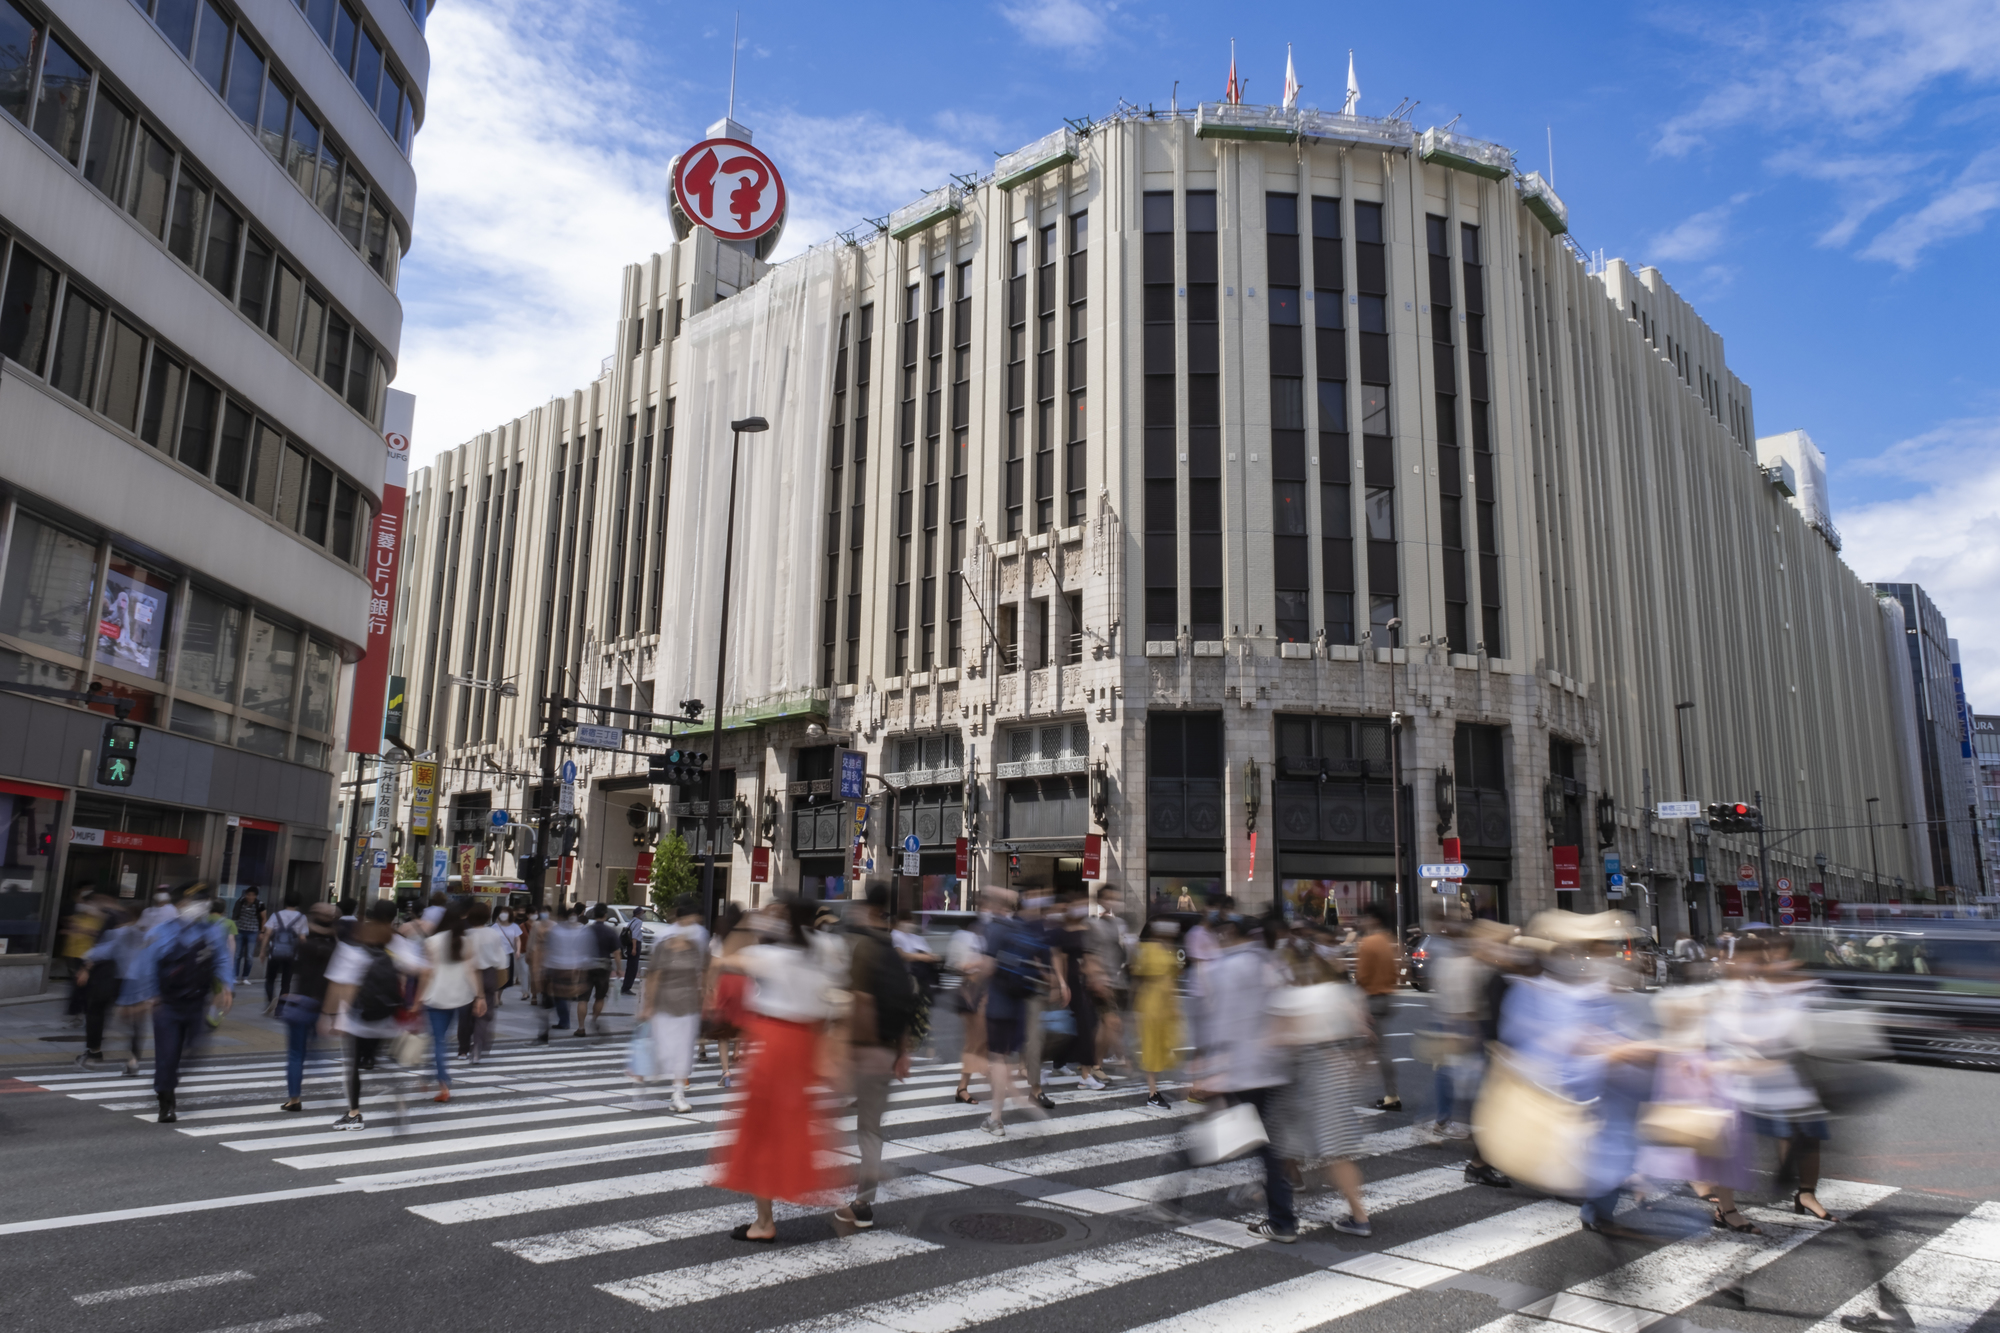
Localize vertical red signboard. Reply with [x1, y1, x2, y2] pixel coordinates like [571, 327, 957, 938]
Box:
[1552, 844, 1580, 889]
[1082, 834, 1102, 881]
[750, 846, 770, 882]
[347, 392, 414, 754]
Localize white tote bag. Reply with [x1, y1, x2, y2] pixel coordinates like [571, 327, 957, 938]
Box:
[1185, 1101, 1269, 1165]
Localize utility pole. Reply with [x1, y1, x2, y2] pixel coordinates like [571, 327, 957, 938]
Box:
[1674, 702, 1697, 934]
[337, 756, 375, 905]
[1754, 787, 1773, 920]
[699, 416, 767, 923]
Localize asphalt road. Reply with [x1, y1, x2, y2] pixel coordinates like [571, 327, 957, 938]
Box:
[0, 990, 1995, 1333]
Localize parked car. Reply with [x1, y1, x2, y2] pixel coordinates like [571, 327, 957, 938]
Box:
[604, 903, 668, 953]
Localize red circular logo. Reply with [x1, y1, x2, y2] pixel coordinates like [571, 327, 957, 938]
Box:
[672, 138, 786, 241]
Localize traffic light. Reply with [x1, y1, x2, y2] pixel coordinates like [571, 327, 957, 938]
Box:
[648, 748, 710, 789]
[96, 721, 140, 787]
[1705, 801, 1763, 833]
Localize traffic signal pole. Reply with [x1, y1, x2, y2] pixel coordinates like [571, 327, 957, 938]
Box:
[1754, 787, 1773, 918]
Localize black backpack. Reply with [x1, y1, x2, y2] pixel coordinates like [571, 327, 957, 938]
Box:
[355, 947, 404, 1022]
[992, 921, 1045, 1000]
[157, 926, 214, 1006]
[861, 932, 920, 1044]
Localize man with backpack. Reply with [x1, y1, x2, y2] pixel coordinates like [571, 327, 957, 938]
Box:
[260, 892, 309, 1013]
[321, 898, 430, 1131]
[838, 882, 918, 1229]
[980, 889, 1065, 1137]
[128, 882, 235, 1123]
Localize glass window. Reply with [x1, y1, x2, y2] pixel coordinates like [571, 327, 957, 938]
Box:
[353, 28, 381, 108]
[235, 717, 289, 757]
[202, 197, 241, 297]
[345, 338, 372, 414]
[168, 696, 228, 742]
[0, 512, 97, 659]
[138, 347, 184, 448]
[48, 285, 104, 403]
[338, 169, 366, 248]
[315, 142, 342, 223]
[97, 315, 146, 430]
[167, 168, 208, 265]
[377, 72, 403, 139]
[83, 89, 135, 200]
[237, 230, 272, 326]
[332, 3, 358, 74]
[176, 584, 240, 701]
[245, 421, 282, 513]
[294, 737, 327, 769]
[127, 126, 173, 238]
[364, 199, 390, 274]
[239, 615, 297, 720]
[0, 0, 38, 125]
[268, 262, 302, 350]
[1358, 294, 1386, 334]
[302, 460, 332, 543]
[1274, 480, 1308, 535]
[0, 248, 57, 375]
[191, 2, 229, 95]
[257, 71, 288, 161]
[154, 0, 198, 57]
[297, 289, 325, 372]
[299, 638, 337, 733]
[32, 33, 89, 164]
[1360, 384, 1389, 436]
[224, 29, 262, 124]
[97, 556, 173, 681]
[176, 371, 218, 474]
[1365, 487, 1395, 540]
[1318, 380, 1347, 433]
[1268, 287, 1299, 325]
[276, 444, 307, 529]
[331, 481, 357, 561]
[321, 310, 348, 393]
[214, 398, 252, 496]
[305, 0, 336, 44]
[286, 105, 320, 197]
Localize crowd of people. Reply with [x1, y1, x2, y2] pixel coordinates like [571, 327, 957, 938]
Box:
[57, 878, 1897, 1316]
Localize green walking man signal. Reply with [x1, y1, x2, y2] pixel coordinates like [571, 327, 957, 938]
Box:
[97, 721, 141, 787]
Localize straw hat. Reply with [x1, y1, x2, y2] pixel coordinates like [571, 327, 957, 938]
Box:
[1523, 909, 1636, 946]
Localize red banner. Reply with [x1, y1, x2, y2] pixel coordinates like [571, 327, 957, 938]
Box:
[346, 392, 413, 754]
[1082, 834, 1101, 881]
[238, 817, 281, 832]
[750, 846, 770, 882]
[71, 827, 189, 855]
[635, 850, 654, 884]
[1443, 836, 1462, 862]
[954, 837, 968, 878]
[1552, 844, 1580, 889]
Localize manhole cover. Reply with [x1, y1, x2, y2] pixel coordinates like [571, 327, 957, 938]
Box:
[946, 1212, 1069, 1245]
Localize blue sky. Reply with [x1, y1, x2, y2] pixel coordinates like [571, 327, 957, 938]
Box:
[396, 0, 2000, 698]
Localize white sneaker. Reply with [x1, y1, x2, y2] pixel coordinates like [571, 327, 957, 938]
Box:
[1078, 1075, 1107, 1091]
[670, 1094, 693, 1113]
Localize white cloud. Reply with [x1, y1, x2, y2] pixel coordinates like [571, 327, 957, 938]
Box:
[1765, 149, 1931, 247]
[997, 0, 1114, 52]
[1645, 196, 1746, 263]
[1837, 415, 2000, 704]
[394, 1, 987, 460]
[1858, 146, 2000, 267]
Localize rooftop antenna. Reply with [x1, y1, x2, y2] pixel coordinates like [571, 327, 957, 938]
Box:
[1547, 125, 1554, 186]
[727, 11, 740, 120]
[1171, 79, 1178, 115]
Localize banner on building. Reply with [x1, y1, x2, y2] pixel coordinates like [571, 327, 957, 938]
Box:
[409, 761, 437, 837]
[347, 391, 414, 754]
[1552, 844, 1580, 889]
[1082, 834, 1102, 881]
[750, 846, 770, 882]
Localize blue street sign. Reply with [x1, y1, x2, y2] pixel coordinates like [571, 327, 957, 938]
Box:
[839, 750, 866, 800]
[431, 848, 448, 889]
[1609, 872, 1626, 887]
[490, 810, 510, 827]
[1603, 853, 1622, 875]
[904, 833, 921, 853]
[560, 759, 578, 783]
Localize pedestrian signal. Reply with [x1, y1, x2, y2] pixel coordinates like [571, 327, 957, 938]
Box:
[97, 721, 140, 787]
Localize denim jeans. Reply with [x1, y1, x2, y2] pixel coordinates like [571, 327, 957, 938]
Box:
[284, 1014, 317, 1099]
[426, 1005, 462, 1086]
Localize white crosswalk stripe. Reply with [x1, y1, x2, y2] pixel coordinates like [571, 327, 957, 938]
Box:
[12, 1043, 1983, 1333]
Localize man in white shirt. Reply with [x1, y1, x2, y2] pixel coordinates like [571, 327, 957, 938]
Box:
[259, 893, 310, 1014]
[459, 901, 511, 1062]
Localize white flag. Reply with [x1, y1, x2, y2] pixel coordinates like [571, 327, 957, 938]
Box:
[1282, 45, 1300, 110]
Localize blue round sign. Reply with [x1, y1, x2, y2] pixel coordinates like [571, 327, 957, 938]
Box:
[903, 833, 921, 853]
[561, 759, 577, 782]
[490, 810, 510, 827]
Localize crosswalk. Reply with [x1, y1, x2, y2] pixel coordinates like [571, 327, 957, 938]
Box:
[14, 1041, 2000, 1333]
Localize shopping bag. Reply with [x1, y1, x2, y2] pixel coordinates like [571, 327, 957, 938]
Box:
[1185, 1101, 1268, 1165]
[390, 1025, 431, 1071]
[1470, 1043, 1598, 1197]
[627, 1019, 657, 1081]
[1636, 1102, 1732, 1157]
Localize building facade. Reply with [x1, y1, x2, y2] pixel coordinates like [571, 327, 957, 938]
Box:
[1869, 583, 1981, 900]
[0, 0, 429, 993]
[377, 104, 1922, 938]
[1975, 715, 2000, 905]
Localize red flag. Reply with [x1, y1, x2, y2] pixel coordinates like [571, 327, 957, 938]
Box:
[1226, 43, 1240, 104]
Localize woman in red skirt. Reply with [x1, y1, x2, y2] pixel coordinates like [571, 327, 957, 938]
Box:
[703, 903, 754, 1087]
[713, 898, 841, 1241]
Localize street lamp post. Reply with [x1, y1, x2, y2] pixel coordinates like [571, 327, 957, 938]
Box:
[1866, 796, 1881, 904]
[1382, 616, 1407, 942]
[699, 416, 768, 924]
[1674, 701, 1698, 935]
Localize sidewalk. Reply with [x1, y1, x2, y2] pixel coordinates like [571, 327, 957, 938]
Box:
[0, 965, 654, 1070]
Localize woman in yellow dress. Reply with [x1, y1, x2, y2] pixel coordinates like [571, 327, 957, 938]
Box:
[1132, 918, 1184, 1108]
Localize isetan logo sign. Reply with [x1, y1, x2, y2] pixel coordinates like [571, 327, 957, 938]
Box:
[672, 138, 786, 241]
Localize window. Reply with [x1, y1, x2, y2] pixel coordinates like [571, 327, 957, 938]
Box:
[167, 169, 209, 265]
[302, 460, 333, 543]
[352, 28, 382, 108]
[239, 616, 297, 720]
[224, 29, 263, 124]
[364, 200, 390, 274]
[203, 198, 242, 297]
[276, 444, 307, 530]
[246, 421, 282, 513]
[299, 638, 337, 733]
[192, 1, 230, 95]
[377, 72, 404, 139]
[0, 512, 98, 659]
[98, 316, 146, 430]
[128, 127, 173, 239]
[331, 482, 357, 561]
[268, 263, 302, 348]
[177, 372, 219, 474]
[314, 142, 342, 223]
[178, 585, 240, 701]
[214, 399, 252, 496]
[287, 106, 320, 196]
[0, 0, 38, 125]
[83, 90, 135, 200]
[33, 35, 91, 165]
[298, 290, 326, 372]
[97, 556, 174, 681]
[238, 230, 273, 325]
[338, 169, 367, 249]
[257, 71, 289, 161]
[139, 348, 184, 448]
[0, 248, 58, 375]
[49, 286, 103, 403]
[154, 0, 198, 56]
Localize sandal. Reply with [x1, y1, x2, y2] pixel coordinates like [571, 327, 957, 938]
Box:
[953, 1089, 976, 1104]
[1793, 1190, 1834, 1222]
[1699, 1193, 1761, 1234]
[729, 1224, 777, 1243]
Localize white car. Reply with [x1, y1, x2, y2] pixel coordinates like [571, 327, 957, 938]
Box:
[604, 904, 668, 953]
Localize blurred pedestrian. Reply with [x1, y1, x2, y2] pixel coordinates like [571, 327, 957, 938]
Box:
[580, 904, 620, 1034]
[1269, 919, 1371, 1235]
[706, 903, 753, 1088]
[1355, 905, 1404, 1110]
[230, 888, 264, 983]
[59, 886, 107, 1021]
[1637, 981, 1754, 1230]
[640, 896, 708, 1111]
[259, 892, 308, 1013]
[984, 890, 1063, 1135]
[713, 899, 841, 1242]
[130, 883, 234, 1123]
[1709, 929, 1835, 1221]
[1191, 911, 1296, 1242]
[460, 902, 509, 1062]
[1057, 891, 1103, 1088]
[83, 907, 152, 1077]
[890, 912, 939, 1057]
[947, 893, 996, 1104]
[618, 909, 645, 995]
[322, 898, 430, 1130]
[535, 905, 588, 1042]
[71, 904, 126, 1067]
[276, 903, 339, 1112]
[1087, 885, 1133, 1075]
[1132, 918, 1183, 1108]
[839, 884, 918, 1229]
[418, 901, 484, 1101]
[495, 908, 523, 995]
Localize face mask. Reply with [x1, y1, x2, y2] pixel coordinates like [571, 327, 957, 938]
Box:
[179, 901, 209, 923]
